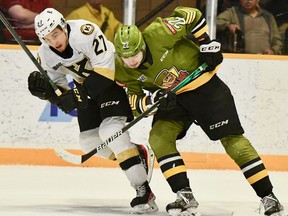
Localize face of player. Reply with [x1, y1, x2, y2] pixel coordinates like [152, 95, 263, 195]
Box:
[121, 51, 144, 69]
[44, 27, 68, 53]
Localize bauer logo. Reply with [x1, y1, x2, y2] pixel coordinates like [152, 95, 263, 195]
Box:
[38, 79, 77, 122]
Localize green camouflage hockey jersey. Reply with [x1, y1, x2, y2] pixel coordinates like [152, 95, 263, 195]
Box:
[115, 6, 218, 116]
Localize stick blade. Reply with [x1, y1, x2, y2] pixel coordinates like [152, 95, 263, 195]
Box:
[54, 147, 82, 165]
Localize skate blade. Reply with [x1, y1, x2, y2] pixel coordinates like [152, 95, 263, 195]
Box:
[167, 208, 200, 216]
[130, 201, 158, 214]
[146, 145, 155, 183]
[270, 211, 287, 216]
[130, 204, 158, 214]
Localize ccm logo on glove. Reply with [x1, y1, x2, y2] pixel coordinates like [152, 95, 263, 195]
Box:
[73, 87, 84, 102]
[199, 40, 223, 72]
[200, 41, 221, 53]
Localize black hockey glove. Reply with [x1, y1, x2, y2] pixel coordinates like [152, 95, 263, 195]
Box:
[149, 89, 176, 111]
[199, 40, 223, 72]
[57, 85, 88, 114]
[28, 71, 55, 100]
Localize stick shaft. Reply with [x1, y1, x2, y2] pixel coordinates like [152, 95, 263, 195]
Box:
[56, 63, 208, 164]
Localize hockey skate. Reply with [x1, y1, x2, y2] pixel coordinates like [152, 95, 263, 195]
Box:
[130, 181, 158, 214]
[136, 144, 155, 182]
[261, 193, 285, 216]
[166, 187, 200, 216]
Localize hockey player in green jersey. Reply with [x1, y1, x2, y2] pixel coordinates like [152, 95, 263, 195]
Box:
[114, 6, 285, 216]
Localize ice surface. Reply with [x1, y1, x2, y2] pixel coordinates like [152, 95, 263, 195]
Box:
[0, 165, 287, 216]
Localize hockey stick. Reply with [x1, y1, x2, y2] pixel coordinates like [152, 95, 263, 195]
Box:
[55, 63, 208, 165]
[0, 11, 62, 96]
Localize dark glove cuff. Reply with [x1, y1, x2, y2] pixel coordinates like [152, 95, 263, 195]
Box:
[72, 86, 88, 109]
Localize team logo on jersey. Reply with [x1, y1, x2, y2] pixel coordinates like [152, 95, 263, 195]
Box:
[80, 24, 95, 35]
[155, 66, 189, 89]
[137, 74, 147, 82]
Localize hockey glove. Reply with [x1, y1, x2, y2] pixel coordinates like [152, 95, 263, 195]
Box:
[28, 71, 55, 100]
[149, 89, 176, 111]
[57, 85, 88, 114]
[199, 40, 223, 72]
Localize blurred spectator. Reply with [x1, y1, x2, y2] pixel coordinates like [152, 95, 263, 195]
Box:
[66, 0, 122, 42]
[216, 0, 283, 54]
[0, 0, 54, 45]
[260, 0, 288, 54]
[260, 0, 288, 28]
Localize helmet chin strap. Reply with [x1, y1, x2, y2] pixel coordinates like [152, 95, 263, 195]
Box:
[64, 27, 69, 43]
[39, 37, 47, 44]
[140, 49, 146, 65]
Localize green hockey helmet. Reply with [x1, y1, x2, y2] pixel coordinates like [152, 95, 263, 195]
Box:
[114, 25, 146, 58]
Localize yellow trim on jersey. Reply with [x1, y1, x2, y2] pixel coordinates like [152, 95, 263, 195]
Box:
[163, 165, 187, 179]
[129, 94, 137, 111]
[194, 25, 209, 38]
[57, 84, 70, 91]
[247, 170, 268, 184]
[176, 65, 220, 94]
[140, 95, 148, 112]
[93, 67, 115, 80]
[116, 147, 139, 163]
[181, 8, 196, 24]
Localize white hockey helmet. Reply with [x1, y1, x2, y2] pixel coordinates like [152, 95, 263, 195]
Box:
[35, 8, 67, 41]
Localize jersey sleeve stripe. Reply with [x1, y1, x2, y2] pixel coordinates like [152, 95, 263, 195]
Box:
[194, 26, 208, 38]
[93, 67, 115, 80]
[138, 95, 148, 113]
[191, 18, 208, 38]
[128, 94, 137, 111]
[181, 9, 196, 24]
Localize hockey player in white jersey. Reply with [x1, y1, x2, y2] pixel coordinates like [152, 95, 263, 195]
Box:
[27, 8, 158, 214]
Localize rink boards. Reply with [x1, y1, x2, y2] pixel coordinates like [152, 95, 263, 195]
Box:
[0, 45, 288, 170]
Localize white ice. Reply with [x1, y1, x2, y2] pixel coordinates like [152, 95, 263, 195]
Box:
[0, 165, 287, 216]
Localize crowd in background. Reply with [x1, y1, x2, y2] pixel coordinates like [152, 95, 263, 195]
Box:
[0, 0, 55, 44]
[0, 0, 287, 55]
[214, 0, 287, 54]
[0, 0, 121, 45]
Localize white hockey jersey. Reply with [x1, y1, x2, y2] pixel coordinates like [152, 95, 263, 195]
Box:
[37, 19, 115, 88]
